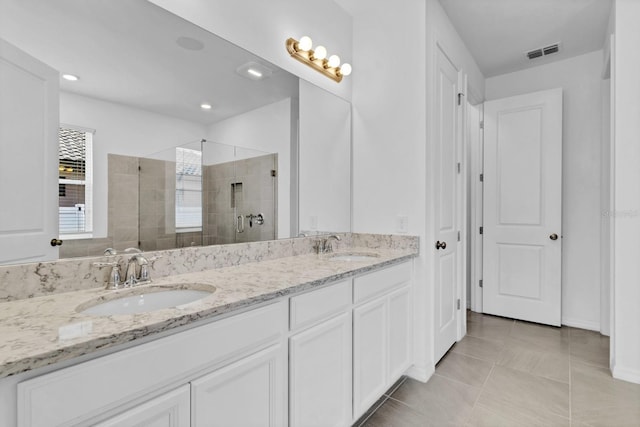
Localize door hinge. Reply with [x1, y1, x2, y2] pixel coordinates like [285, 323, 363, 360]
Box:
[458, 92, 464, 106]
[479, 226, 483, 235]
[479, 279, 483, 288]
[480, 120, 484, 129]
[271, 169, 277, 177]
[457, 230, 461, 241]
[479, 173, 484, 182]
[457, 162, 461, 174]
[457, 299, 461, 310]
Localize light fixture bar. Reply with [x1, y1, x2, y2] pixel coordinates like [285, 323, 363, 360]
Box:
[286, 38, 349, 83]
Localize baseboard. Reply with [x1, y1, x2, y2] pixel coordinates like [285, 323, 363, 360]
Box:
[561, 317, 600, 332]
[405, 364, 434, 383]
[612, 364, 640, 385]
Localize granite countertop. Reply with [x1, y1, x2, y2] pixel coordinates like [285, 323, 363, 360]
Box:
[0, 247, 416, 379]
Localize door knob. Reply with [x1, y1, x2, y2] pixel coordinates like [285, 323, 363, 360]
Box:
[549, 233, 558, 241]
[50, 238, 63, 247]
[435, 241, 447, 250]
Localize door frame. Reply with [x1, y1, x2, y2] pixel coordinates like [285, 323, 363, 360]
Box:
[468, 102, 484, 314]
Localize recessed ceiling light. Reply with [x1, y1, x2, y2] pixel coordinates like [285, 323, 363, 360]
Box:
[176, 36, 205, 51]
[235, 61, 273, 81]
[200, 103, 212, 110]
[62, 74, 79, 81]
[247, 68, 263, 78]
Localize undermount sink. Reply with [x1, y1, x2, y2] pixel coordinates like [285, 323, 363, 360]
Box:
[79, 284, 215, 316]
[328, 252, 380, 262]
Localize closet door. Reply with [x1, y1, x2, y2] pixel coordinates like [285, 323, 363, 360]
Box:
[483, 88, 563, 326]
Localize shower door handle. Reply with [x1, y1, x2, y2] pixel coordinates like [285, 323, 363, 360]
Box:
[236, 215, 245, 233]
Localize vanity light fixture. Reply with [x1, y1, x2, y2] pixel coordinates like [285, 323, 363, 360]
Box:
[200, 103, 212, 110]
[286, 36, 351, 83]
[62, 74, 79, 81]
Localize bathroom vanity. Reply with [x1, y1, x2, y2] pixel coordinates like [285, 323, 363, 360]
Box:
[0, 234, 418, 426]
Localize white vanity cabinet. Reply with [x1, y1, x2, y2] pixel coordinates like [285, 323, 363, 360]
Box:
[191, 344, 284, 427]
[16, 301, 287, 427]
[288, 280, 352, 427]
[353, 263, 412, 419]
[11, 260, 414, 427]
[94, 385, 190, 427]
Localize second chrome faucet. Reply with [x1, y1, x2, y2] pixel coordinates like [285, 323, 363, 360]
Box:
[94, 247, 158, 290]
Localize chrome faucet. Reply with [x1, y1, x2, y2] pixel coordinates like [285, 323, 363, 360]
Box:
[314, 234, 342, 254]
[124, 249, 150, 287]
[324, 235, 341, 253]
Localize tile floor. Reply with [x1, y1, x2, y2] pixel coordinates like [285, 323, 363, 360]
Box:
[359, 311, 640, 426]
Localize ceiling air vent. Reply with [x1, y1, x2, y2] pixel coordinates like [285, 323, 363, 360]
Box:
[543, 44, 560, 55]
[526, 49, 543, 60]
[526, 43, 561, 60]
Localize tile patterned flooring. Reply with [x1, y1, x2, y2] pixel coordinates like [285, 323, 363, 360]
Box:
[359, 311, 640, 426]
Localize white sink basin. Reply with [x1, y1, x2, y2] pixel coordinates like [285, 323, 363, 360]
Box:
[79, 285, 215, 316]
[328, 252, 380, 262]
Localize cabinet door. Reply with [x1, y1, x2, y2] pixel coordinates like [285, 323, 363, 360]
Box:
[388, 286, 412, 382]
[191, 345, 284, 427]
[353, 297, 388, 418]
[290, 313, 351, 427]
[95, 385, 189, 427]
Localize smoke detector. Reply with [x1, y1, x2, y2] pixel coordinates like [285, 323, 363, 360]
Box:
[526, 43, 561, 60]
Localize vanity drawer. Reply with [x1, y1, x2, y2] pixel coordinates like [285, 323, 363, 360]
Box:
[354, 262, 411, 304]
[289, 280, 351, 331]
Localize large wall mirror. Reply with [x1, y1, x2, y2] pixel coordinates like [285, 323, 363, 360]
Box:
[0, 0, 351, 263]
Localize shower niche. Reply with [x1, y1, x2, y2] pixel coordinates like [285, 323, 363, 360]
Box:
[137, 139, 277, 251]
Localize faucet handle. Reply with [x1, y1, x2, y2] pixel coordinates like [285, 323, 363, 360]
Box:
[93, 262, 122, 289]
[124, 247, 142, 254]
[104, 248, 117, 256]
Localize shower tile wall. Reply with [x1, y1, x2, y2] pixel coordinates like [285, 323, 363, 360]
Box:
[203, 160, 235, 245]
[204, 154, 277, 245]
[138, 157, 179, 251]
[60, 154, 139, 258]
[60, 152, 277, 258]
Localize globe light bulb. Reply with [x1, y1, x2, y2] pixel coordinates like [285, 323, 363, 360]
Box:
[313, 45, 327, 60]
[327, 55, 341, 68]
[298, 36, 312, 51]
[339, 63, 352, 76]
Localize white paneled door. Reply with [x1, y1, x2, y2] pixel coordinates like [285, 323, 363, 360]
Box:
[0, 38, 59, 264]
[483, 88, 563, 326]
[434, 46, 462, 363]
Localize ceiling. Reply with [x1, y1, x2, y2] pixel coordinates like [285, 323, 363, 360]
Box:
[0, 0, 298, 125]
[438, 0, 613, 77]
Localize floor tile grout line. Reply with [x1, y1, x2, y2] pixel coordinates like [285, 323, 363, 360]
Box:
[463, 362, 496, 425]
[431, 371, 486, 389]
[449, 347, 502, 365]
[355, 394, 391, 427]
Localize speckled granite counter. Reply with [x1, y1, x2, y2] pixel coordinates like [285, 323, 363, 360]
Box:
[0, 241, 417, 379]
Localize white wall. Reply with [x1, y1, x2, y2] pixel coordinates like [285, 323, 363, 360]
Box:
[147, 0, 352, 102]
[348, 0, 483, 380]
[206, 98, 293, 238]
[349, 0, 427, 378]
[611, 0, 640, 384]
[299, 80, 351, 234]
[60, 92, 206, 237]
[485, 51, 604, 331]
